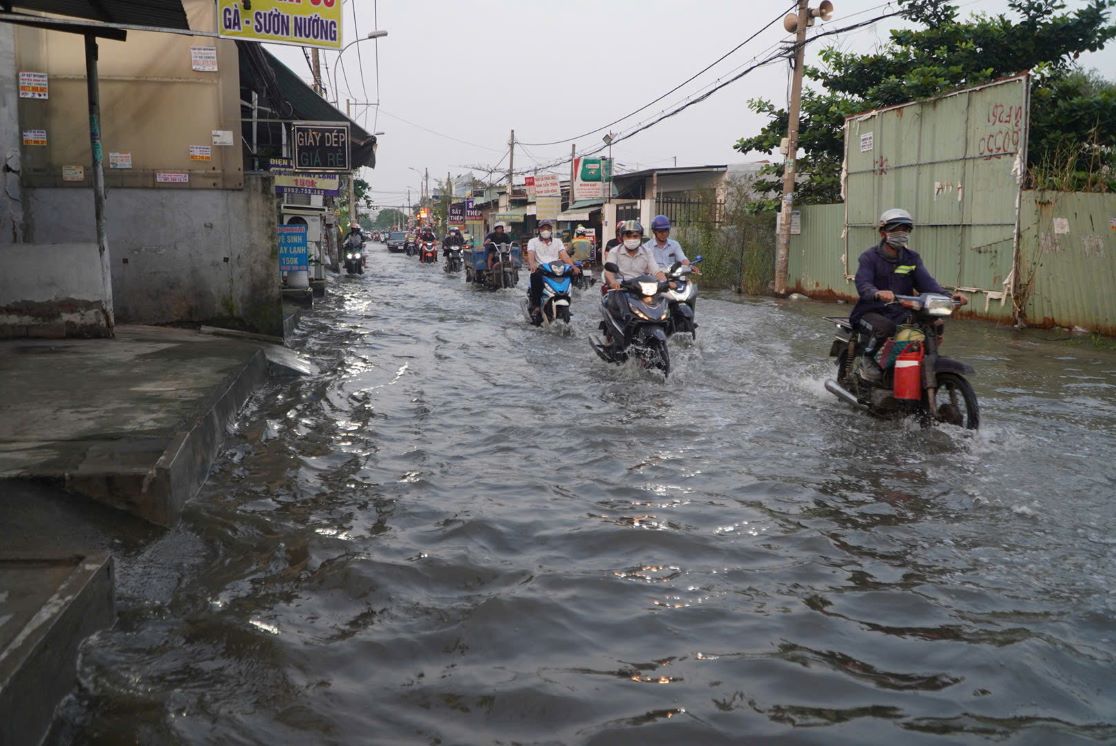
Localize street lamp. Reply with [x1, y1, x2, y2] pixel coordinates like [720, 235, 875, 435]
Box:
[330, 30, 388, 106]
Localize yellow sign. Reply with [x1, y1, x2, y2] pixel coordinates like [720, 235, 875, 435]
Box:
[217, 0, 342, 50]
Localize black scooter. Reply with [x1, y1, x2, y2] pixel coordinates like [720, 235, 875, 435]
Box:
[590, 262, 671, 377]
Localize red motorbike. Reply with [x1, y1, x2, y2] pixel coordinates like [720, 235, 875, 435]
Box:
[418, 241, 438, 264]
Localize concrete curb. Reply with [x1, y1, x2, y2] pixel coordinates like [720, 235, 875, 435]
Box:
[61, 347, 269, 526]
[0, 554, 114, 746]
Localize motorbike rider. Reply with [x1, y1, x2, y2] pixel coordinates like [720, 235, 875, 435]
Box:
[569, 226, 593, 263]
[484, 221, 511, 271]
[442, 226, 465, 258]
[643, 215, 693, 270]
[604, 220, 667, 290]
[850, 208, 969, 382]
[343, 223, 365, 265]
[526, 219, 580, 317]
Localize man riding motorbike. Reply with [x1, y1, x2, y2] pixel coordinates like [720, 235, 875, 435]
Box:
[343, 223, 365, 267]
[604, 220, 667, 289]
[442, 226, 465, 258]
[850, 208, 969, 382]
[484, 221, 511, 271]
[643, 214, 692, 270]
[526, 219, 580, 319]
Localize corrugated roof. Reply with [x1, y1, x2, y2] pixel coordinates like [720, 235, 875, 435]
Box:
[4, 0, 190, 29]
[240, 43, 377, 169]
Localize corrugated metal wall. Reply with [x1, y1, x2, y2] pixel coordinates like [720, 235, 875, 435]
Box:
[1019, 191, 1116, 335]
[790, 193, 1116, 334]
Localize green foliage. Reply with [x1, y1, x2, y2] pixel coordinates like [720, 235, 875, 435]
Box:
[373, 208, 407, 230]
[735, 0, 1116, 203]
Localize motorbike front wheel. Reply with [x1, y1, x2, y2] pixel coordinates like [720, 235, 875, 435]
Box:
[932, 372, 979, 429]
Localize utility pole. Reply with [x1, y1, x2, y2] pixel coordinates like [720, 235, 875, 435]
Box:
[507, 129, 515, 204]
[311, 48, 323, 96]
[775, 0, 812, 296]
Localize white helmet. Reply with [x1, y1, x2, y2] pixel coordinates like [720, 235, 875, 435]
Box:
[878, 208, 914, 230]
[494, 221, 507, 230]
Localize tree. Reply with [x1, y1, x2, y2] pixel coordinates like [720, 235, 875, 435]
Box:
[373, 208, 407, 230]
[735, 0, 1116, 205]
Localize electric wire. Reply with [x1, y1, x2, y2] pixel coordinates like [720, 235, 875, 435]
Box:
[518, 1, 797, 147]
[375, 108, 505, 152]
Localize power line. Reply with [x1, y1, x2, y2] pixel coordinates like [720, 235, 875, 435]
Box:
[518, 1, 796, 147]
[375, 108, 506, 152]
[348, 0, 371, 125]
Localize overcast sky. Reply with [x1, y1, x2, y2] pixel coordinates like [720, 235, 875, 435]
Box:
[263, 0, 1115, 212]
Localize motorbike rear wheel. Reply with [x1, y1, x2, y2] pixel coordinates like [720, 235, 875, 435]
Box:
[932, 372, 980, 430]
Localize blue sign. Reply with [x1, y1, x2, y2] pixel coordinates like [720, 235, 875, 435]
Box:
[278, 225, 309, 272]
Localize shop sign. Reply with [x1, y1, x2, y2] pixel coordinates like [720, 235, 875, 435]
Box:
[449, 202, 466, 225]
[272, 169, 341, 196]
[278, 225, 309, 272]
[292, 122, 350, 172]
[217, 0, 342, 50]
[534, 173, 561, 197]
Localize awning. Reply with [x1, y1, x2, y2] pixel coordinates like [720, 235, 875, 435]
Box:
[240, 44, 378, 169]
[557, 199, 603, 222]
[2, 0, 189, 29]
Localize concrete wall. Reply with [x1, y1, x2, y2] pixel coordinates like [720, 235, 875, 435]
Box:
[0, 24, 23, 244]
[23, 175, 281, 336]
[0, 242, 112, 337]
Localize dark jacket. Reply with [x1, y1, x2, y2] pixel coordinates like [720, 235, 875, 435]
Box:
[485, 231, 511, 245]
[850, 242, 946, 325]
[442, 233, 464, 248]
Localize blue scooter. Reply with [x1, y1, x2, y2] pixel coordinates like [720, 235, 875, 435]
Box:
[524, 261, 580, 327]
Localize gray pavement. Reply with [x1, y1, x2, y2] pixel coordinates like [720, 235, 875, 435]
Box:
[0, 324, 284, 744]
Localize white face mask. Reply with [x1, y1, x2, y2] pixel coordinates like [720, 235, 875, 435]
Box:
[540, 230, 552, 240]
[623, 238, 641, 250]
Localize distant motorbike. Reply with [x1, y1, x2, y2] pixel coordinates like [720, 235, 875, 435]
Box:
[663, 255, 703, 339]
[523, 261, 581, 327]
[824, 293, 979, 429]
[404, 238, 417, 257]
[590, 262, 671, 377]
[343, 240, 364, 275]
[419, 241, 438, 264]
[443, 246, 464, 273]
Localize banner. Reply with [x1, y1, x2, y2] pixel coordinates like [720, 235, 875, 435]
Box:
[278, 225, 309, 272]
[272, 169, 341, 196]
[573, 157, 610, 201]
[465, 199, 481, 220]
[535, 195, 561, 222]
[449, 202, 466, 226]
[217, 0, 342, 50]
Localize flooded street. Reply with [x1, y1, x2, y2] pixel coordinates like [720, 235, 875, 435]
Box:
[57, 246, 1116, 744]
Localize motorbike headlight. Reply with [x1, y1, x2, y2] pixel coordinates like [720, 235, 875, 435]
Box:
[924, 295, 955, 316]
[354, 253, 361, 259]
[639, 281, 658, 296]
[345, 253, 353, 259]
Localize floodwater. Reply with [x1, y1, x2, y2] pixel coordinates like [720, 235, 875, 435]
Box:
[55, 245, 1116, 744]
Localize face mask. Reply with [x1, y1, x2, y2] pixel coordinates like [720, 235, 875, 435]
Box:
[623, 238, 641, 250]
[540, 230, 552, 240]
[885, 232, 910, 249]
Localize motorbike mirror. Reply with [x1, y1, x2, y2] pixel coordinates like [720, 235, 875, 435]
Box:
[604, 262, 620, 273]
[692, 255, 704, 264]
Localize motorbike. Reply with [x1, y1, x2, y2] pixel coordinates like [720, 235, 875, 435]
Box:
[663, 255, 703, 339]
[343, 243, 364, 275]
[486, 242, 520, 290]
[590, 262, 671, 377]
[419, 240, 438, 264]
[443, 246, 464, 273]
[824, 293, 979, 429]
[523, 261, 581, 327]
[404, 238, 417, 257]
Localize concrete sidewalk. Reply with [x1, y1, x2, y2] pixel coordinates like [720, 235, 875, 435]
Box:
[0, 325, 271, 526]
[0, 324, 292, 744]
